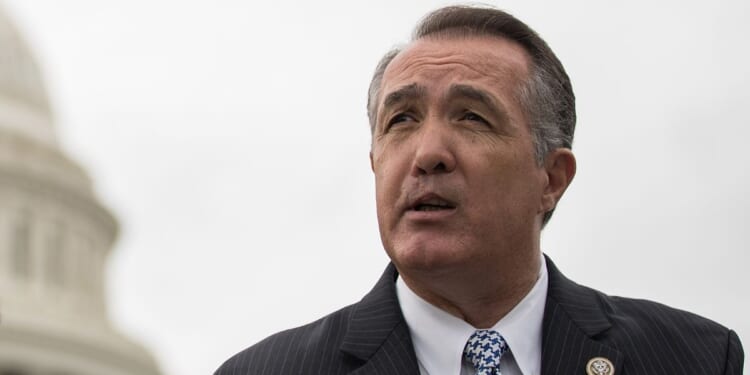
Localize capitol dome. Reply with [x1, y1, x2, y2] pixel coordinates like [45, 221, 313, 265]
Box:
[0, 5, 163, 375]
[0, 7, 55, 148]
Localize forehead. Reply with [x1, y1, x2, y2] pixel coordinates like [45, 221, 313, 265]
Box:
[381, 35, 531, 97]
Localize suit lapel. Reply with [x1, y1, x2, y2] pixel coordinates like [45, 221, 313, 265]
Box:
[541, 256, 624, 374]
[341, 263, 420, 375]
[342, 259, 625, 375]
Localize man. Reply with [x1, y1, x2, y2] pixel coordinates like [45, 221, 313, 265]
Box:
[216, 5, 744, 375]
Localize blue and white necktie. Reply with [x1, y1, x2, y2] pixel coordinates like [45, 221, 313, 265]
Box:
[463, 329, 509, 375]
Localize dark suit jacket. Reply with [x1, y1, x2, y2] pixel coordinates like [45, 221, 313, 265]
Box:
[215, 257, 744, 374]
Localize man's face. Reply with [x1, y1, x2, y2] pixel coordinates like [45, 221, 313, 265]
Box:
[370, 36, 552, 274]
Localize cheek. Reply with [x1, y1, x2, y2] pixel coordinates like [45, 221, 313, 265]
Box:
[475, 153, 544, 208]
[373, 152, 418, 235]
[373, 154, 401, 214]
[372, 145, 407, 190]
[375, 176, 403, 223]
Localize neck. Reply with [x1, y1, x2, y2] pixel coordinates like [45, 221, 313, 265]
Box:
[398, 252, 542, 328]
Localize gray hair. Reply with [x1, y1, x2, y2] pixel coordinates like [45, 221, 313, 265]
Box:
[366, 5, 576, 225]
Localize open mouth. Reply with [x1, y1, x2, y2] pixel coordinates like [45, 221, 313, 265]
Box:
[410, 195, 456, 212]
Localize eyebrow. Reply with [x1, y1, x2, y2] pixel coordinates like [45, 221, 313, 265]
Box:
[445, 84, 501, 111]
[446, 84, 511, 125]
[381, 83, 427, 110]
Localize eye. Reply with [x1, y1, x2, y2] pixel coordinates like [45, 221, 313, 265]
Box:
[459, 111, 490, 126]
[386, 113, 416, 128]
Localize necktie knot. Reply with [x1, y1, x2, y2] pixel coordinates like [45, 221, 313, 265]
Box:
[464, 330, 509, 375]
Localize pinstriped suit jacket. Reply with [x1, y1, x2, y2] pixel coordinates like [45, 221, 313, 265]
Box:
[215, 257, 744, 374]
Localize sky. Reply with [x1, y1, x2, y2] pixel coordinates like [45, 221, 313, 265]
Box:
[2, 1, 748, 374]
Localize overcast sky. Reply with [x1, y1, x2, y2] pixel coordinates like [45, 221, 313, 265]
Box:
[3, 1, 748, 374]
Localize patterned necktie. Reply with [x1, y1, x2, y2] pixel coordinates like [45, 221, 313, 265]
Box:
[463, 329, 509, 375]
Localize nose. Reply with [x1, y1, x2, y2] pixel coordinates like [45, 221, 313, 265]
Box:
[411, 122, 457, 176]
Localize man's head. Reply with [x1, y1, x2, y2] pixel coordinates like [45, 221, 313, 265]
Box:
[369, 5, 576, 226]
[368, 6, 576, 280]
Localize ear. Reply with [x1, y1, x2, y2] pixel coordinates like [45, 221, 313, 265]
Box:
[370, 151, 375, 172]
[540, 148, 576, 213]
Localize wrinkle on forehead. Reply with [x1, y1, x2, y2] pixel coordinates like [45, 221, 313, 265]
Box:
[377, 36, 531, 126]
[383, 35, 530, 87]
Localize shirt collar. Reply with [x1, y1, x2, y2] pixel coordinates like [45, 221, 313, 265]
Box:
[396, 258, 548, 375]
[489, 259, 547, 375]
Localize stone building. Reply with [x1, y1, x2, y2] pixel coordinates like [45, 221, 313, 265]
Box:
[0, 6, 162, 375]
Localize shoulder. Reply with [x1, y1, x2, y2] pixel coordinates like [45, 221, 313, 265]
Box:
[214, 263, 405, 375]
[599, 292, 730, 343]
[596, 291, 744, 373]
[544, 256, 744, 373]
[546, 255, 741, 350]
[214, 303, 358, 375]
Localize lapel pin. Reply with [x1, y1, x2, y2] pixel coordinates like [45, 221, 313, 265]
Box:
[586, 357, 614, 375]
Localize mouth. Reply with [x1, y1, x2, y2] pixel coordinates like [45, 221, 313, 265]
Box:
[409, 194, 457, 212]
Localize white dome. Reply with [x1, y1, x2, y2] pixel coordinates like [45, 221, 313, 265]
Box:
[0, 7, 57, 148]
[0, 6, 163, 375]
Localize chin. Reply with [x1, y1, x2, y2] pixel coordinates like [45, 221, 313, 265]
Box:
[385, 239, 473, 274]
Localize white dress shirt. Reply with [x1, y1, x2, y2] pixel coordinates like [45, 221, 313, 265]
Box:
[396, 259, 548, 375]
